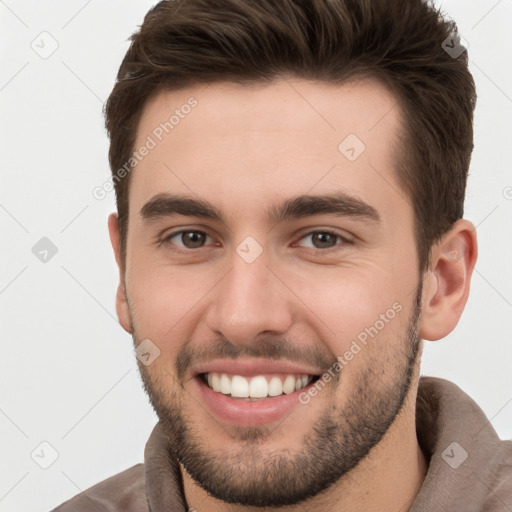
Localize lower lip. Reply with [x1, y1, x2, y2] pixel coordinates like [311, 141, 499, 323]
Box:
[194, 376, 315, 426]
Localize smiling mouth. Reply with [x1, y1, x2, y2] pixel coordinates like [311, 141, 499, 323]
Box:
[200, 372, 320, 400]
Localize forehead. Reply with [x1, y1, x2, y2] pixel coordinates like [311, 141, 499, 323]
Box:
[129, 77, 409, 224]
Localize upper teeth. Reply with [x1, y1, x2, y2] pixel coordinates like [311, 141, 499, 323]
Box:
[205, 373, 313, 398]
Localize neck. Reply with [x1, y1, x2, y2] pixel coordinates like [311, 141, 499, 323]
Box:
[181, 381, 428, 512]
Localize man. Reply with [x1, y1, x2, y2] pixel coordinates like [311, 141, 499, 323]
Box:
[53, 0, 512, 510]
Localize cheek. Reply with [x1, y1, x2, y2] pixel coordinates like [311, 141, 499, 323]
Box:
[127, 259, 214, 341]
[284, 263, 407, 355]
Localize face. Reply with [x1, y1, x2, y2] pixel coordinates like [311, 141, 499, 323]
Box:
[116, 78, 425, 506]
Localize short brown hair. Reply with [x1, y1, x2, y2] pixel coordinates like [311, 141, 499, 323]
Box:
[104, 0, 476, 273]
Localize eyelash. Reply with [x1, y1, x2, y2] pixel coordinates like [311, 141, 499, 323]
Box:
[160, 228, 353, 253]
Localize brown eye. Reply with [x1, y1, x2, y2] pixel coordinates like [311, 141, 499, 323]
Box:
[297, 230, 345, 250]
[165, 230, 211, 249]
[311, 232, 338, 249]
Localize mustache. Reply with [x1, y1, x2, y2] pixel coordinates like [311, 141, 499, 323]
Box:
[175, 336, 338, 382]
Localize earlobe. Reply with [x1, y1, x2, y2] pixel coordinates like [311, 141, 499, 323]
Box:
[108, 213, 133, 334]
[420, 219, 478, 341]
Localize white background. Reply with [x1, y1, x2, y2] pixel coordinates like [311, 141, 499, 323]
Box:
[1, 1, 511, 510]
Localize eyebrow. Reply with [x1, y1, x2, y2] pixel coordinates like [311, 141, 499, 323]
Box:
[139, 192, 381, 225]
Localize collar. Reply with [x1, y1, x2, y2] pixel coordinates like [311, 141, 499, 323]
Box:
[410, 376, 503, 511]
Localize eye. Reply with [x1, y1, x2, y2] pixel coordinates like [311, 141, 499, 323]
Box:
[163, 230, 214, 249]
[295, 230, 350, 250]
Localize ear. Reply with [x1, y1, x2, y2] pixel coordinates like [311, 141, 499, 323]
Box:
[420, 219, 478, 341]
[108, 213, 133, 334]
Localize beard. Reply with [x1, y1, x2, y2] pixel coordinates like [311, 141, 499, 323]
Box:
[133, 282, 423, 507]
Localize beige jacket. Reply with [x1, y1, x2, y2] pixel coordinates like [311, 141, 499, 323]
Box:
[51, 377, 512, 511]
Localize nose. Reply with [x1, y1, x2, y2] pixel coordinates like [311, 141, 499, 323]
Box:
[205, 248, 294, 345]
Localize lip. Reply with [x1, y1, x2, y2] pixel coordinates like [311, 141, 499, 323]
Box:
[194, 374, 317, 426]
[191, 357, 322, 379]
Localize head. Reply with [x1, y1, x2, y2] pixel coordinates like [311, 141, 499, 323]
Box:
[105, 0, 477, 507]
